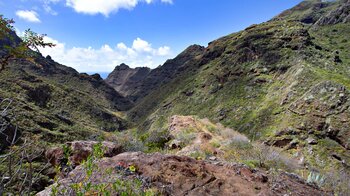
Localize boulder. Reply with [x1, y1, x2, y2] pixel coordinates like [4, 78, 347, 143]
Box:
[45, 141, 123, 167]
[306, 137, 318, 145]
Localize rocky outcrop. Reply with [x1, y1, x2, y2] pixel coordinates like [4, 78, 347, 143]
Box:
[105, 63, 151, 97]
[315, 0, 350, 25]
[275, 0, 350, 25]
[289, 81, 349, 117]
[38, 152, 327, 195]
[288, 81, 350, 149]
[45, 141, 123, 167]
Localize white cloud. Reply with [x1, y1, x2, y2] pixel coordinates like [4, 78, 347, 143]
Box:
[117, 43, 128, 50]
[157, 46, 171, 56]
[15, 10, 41, 23]
[132, 38, 153, 52]
[65, 0, 173, 16]
[38, 37, 173, 72]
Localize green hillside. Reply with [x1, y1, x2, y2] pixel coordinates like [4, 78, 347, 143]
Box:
[127, 0, 350, 178]
[0, 36, 132, 151]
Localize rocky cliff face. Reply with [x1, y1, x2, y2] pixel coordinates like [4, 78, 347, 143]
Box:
[315, 0, 350, 25]
[105, 63, 151, 97]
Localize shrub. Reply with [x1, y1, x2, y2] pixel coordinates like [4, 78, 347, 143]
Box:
[144, 129, 170, 152]
[113, 131, 146, 152]
[174, 128, 197, 148]
[307, 171, 325, 186]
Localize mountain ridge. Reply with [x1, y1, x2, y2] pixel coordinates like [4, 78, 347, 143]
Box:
[106, 45, 205, 103]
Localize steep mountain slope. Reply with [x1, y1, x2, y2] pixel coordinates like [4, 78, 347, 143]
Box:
[0, 32, 133, 151]
[105, 63, 150, 97]
[106, 45, 205, 102]
[122, 0, 350, 180]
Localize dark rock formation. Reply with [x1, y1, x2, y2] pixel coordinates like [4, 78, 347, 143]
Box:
[105, 63, 151, 97]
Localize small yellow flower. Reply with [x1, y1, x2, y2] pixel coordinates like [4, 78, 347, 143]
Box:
[129, 165, 136, 172]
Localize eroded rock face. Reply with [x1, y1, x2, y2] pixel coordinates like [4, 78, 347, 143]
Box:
[105, 64, 151, 97]
[315, 0, 350, 26]
[38, 152, 328, 196]
[45, 141, 123, 167]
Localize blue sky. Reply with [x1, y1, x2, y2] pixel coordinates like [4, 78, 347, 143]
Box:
[0, 0, 303, 73]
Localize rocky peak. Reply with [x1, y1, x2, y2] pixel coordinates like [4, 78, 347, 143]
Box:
[181, 44, 205, 55]
[118, 63, 130, 69]
[162, 44, 205, 67]
[105, 63, 151, 97]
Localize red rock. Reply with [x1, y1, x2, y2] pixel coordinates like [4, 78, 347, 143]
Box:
[45, 141, 122, 167]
